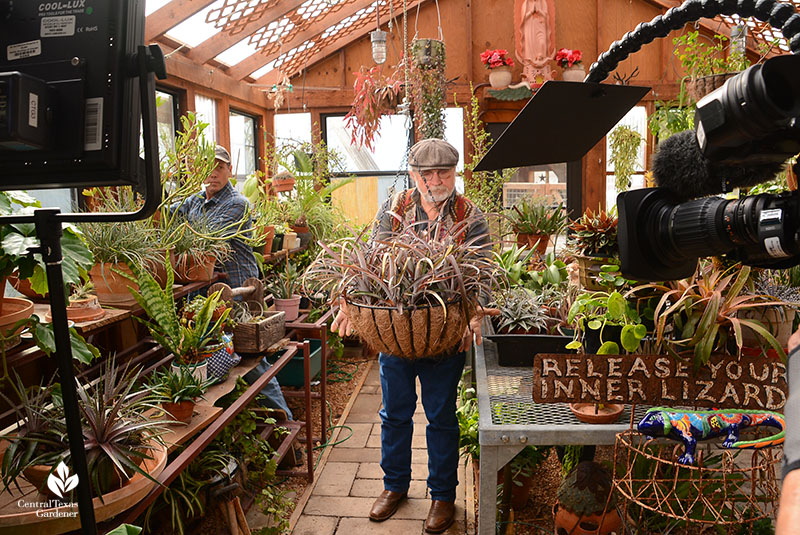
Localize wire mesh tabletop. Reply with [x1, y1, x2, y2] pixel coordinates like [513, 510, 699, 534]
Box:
[476, 339, 652, 445]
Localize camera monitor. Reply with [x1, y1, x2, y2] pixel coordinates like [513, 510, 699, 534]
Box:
[0, 0, 145, 190]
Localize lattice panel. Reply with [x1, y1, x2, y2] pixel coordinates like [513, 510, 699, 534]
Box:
[277, 0, 403, 76]
[719, 11, 795, 53]
[206, 0, 281, 36]
[247, 0, 352, 57]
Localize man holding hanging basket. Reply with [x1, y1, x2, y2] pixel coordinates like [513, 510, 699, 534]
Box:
[328, 138, 496, 533]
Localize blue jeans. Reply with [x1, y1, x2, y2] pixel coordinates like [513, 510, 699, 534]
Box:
[379, 351, 466, 502]
[243, 357, 293, 420]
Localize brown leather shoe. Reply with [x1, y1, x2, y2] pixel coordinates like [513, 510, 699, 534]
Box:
[368, 489, 408, 522]
[425, 500, 455, 533]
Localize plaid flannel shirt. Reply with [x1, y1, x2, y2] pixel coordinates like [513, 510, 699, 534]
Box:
[172, 182, 259, 289]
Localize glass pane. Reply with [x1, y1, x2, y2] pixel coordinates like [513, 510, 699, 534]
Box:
[606, 105, 647, 173]
[326, 114, 411, 172]
[155, 90, 176, 157]
[607, 174, 645, 210]
[229, 111, 257, 186]
[195, 94, 217, 144]
[503, 164, 568, 208]
[274, 112, 312, 150]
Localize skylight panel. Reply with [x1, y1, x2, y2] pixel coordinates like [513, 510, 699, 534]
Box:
[215, 37, 262, 66]
[145, 0, 173, 16]
[165, 1, 225, 48]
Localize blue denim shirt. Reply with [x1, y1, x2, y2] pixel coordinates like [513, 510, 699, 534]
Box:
[172, 182, 259, 289]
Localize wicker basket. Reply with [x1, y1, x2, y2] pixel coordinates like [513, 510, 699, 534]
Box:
[344, 299, 471, 359]
[233, 309, 286, 354]
[687, 72, 737, 102]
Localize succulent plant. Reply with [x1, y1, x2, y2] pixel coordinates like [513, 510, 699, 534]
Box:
[568, 207, 618, 257]
[507, 197, 567, 236]
[493, 287, 553, 334]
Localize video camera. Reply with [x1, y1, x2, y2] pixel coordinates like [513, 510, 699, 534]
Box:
[618, 54, 800, 281]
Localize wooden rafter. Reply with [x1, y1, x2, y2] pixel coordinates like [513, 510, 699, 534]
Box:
[185, 0, 307, 64]
[145, 0, 217, 42]
[255, 0, 429, 84]
[227, 0, 384, 81]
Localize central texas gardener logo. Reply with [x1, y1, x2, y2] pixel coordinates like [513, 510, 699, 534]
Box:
[47, 461, 79, 498]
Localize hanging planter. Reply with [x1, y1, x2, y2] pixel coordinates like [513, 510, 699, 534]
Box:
[412, 38, 446, 68]
[410, 38, 447, 140]
[344, 299, 470, 359]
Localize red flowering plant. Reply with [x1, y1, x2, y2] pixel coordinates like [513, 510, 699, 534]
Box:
[555, 48, 582, 68]
[480, 48, 515, 69]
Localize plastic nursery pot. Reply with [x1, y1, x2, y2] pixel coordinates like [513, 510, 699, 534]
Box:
[162, 400, 195, 424]
[274, 294, 302, 321]
[569, 403, 624, 424]
[582, 323, 623, 355]
[271, 233, 284, 253]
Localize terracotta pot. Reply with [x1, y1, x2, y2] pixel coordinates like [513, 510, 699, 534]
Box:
[162, 400, 195, 424]
[515, 232, 531, 248]
[8, 272, 47, 300]
[258, 225, 275, 256]
[172, 252, 216, 283]
[0, 297, 34, 336]
[272, 176, 295, 193]
[554, 502, 621, 535]
[528, 233, 550, 255]
[274, 294, 302, 322]
[740, 308, 795, 349]
[561, 66, 586, 82]
[569, 403, 624, 424]
[496, 469, 535, 510]
[489, 65, 513, 89]
[46, 295, 106, 323]
[290, 224, 310, 234]
[22, 464, 53, 495]
[89, 263, 139, 306]
[145, 249, 170, 288]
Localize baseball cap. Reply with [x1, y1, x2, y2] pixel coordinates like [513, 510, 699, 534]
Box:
[214, 145, 231, 164]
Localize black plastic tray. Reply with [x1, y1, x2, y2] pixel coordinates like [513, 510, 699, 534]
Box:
[485, 333, 573, 367]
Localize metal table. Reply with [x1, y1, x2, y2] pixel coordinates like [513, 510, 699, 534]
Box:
[474, 340, 650, 535]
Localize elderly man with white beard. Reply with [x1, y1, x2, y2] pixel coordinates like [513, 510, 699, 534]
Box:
[331, 138, 492, 533]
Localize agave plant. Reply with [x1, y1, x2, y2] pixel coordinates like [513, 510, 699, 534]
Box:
[303, 216, 500, 313]
[76, 360, 166, 497]
[492, 288, 553, 334]
[0, 374, 65, 493]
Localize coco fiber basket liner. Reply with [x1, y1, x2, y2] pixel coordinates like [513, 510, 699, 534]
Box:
[345, 299, 471, 358]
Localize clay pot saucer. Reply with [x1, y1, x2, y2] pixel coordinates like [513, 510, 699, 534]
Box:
[569, 403, 624, 424]
[0, 297, 35, 336]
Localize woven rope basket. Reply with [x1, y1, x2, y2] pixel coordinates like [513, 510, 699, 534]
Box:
[345, 299, 471, 359]
[687, 72, 737, 102]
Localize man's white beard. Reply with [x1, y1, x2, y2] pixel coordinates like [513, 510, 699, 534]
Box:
[422, 186, 453, 203]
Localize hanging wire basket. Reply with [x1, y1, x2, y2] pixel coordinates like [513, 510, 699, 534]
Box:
[613, 429, 782, 534]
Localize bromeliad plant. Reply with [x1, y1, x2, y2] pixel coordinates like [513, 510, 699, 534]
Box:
[127, 262, 231, 365]
[344, 65, 403, 151]
[568, 207, 618, 257]
[149, 367, 214, 405]
[640, 263, 788, 365]
[507, 197, 567, 237]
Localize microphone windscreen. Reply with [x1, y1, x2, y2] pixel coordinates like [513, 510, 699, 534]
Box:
[651, 130, 785, 201]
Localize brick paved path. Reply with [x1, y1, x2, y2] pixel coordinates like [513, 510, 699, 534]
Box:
[292, 364, 468, 534]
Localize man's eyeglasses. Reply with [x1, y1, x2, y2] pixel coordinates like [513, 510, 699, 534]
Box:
[419, 168, 453, 179]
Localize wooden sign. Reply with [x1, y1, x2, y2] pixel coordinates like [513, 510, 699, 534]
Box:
[532, 353, 787, 410]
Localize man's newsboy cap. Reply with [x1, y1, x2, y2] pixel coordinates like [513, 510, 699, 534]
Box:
[214, 145, 232, 164]
[409, 138, 459, 171]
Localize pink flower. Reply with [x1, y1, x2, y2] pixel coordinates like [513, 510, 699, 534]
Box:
[555, 48, 582, 68]
[480, 48, 514, 69]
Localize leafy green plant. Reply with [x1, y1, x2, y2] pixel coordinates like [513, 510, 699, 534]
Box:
[456, 373, 480, 461]
[567, 290, 647, 354]
[148, 368, 214, 404]
[267, 261, 300, 300]
[608, 125, 642, 193]
[69, 280, 95, 301]
[127, 262, 231, 365]
[567, 207, 618, 257]
[459, 84, 515, 215]
[1, 191, 94, 295]
[673, 31, 749, 79]
[493, 244, 537, 288]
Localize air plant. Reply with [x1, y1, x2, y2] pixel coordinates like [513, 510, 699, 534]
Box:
[303, 216, 500, 314]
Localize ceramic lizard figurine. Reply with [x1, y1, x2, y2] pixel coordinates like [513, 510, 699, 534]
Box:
[637, 408, 785, 465]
